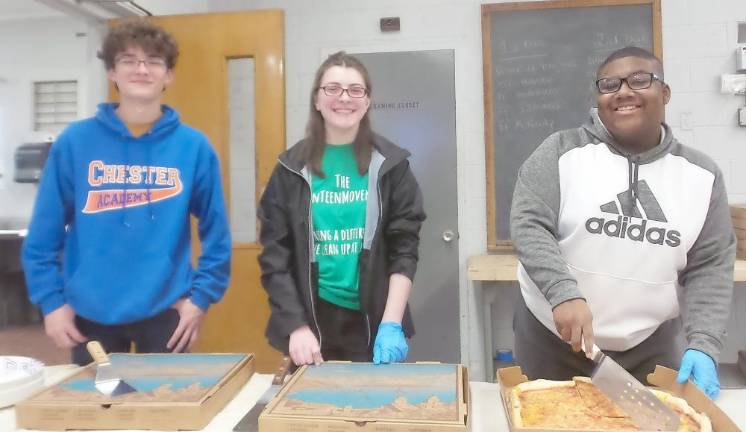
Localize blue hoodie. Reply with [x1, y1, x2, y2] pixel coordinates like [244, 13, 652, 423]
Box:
[21, 103, 231, 325]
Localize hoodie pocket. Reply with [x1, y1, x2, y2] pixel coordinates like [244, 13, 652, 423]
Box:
[67, 246, 179, 323]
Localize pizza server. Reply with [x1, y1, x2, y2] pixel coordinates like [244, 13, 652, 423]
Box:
[585, 342, 679, 430]
[86, 341, 137, 397]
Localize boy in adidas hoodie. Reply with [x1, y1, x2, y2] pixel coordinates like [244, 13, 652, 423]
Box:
[510, 47, 735, 398]
[21, 20, 231, 365]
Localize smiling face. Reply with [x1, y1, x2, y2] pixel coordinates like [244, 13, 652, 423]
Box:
[106, 45, 173, 104]
[314, 65, 371, 144]
[596, 56, 670, 151]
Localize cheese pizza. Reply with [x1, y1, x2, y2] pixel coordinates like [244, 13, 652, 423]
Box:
[510, 377, 711, 431]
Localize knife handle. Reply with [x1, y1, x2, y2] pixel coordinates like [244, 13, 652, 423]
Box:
[580, 339, 603, 362]
[87, 341, 111, 364]
[272, 356, 293, 385]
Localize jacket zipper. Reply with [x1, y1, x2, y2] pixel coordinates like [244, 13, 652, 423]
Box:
[277, 159, 323, 349]
[365, 171, 384, 348]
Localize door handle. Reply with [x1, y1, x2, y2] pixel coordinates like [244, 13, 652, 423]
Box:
[442, 230, 457, 243]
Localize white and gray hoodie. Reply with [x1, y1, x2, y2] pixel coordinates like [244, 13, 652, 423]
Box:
[510, 109, 735, 361]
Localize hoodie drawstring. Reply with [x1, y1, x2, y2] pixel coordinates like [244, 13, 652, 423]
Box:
[146, 143, 155, 221]
[626, 155, 640, 214]
[122, 136, 130, 227]
[121, 134, 156, 226]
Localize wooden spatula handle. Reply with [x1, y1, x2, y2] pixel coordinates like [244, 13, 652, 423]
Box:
[272, 356, 292, 385]
[86, 341, 111, 364]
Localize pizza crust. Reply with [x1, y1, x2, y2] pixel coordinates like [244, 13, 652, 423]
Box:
[650, 389, 712, 432]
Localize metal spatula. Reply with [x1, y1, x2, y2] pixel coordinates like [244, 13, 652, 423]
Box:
[586, 343, 679, 431]
[86, 341, 137, 397]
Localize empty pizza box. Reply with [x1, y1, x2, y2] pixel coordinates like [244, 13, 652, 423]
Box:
[16, 352, 254, 430]
[260, 362, 468, 432]
[497, 365, 739, 432]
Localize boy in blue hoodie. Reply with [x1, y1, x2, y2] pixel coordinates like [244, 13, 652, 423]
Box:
[21, 20, 231, 365]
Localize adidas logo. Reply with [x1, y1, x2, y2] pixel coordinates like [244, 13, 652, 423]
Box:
[585, 180, 681, 247]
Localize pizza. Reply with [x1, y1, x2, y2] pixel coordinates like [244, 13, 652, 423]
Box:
[510, 377, 712, 431]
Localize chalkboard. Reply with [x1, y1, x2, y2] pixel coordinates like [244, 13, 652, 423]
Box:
[483, 0, 661, 248]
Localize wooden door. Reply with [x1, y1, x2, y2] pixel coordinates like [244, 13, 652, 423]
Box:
[112, 11, 285, 372]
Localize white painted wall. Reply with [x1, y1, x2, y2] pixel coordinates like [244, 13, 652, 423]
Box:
[1, 0, 744, 375]
[664, 0, 746, 203]
[0, 16, 93, 219]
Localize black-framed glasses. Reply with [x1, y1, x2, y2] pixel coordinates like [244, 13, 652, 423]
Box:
[595, 72, 663, 94]
[318, 84, 368, 98]
[115, 56, 168, 70]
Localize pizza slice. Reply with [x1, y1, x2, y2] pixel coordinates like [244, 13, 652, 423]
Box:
[510, 378, 638, 429]
[574, 377, 629, 419]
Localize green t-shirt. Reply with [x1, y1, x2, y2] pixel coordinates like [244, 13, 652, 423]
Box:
[311, 144, 368, 310]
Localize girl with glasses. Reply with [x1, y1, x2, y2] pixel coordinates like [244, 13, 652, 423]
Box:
[258, 52, 425, 366]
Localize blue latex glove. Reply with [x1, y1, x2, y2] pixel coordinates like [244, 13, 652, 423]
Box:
[373, 321, 408, 364]
[676, 349, 720, 399]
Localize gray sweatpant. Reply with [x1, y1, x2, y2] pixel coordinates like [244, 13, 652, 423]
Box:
[513, 294, 685, 384]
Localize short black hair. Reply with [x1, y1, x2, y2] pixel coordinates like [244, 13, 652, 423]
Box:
[597, 46, 663, 80]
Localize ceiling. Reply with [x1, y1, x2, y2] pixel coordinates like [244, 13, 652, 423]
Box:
[0, 1, 63, 21]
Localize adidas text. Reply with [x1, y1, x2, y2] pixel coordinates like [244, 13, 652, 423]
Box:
[585, 216, 681, 247]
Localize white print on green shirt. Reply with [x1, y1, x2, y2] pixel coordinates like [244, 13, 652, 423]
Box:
[312, 145, 368, 310]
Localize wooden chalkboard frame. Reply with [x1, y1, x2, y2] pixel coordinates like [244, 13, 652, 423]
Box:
[482, 0, 662, 251]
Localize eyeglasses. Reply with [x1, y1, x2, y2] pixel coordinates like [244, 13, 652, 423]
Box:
[318, 84, 368, 98]
[115, 56, 168, 70]
[595, 72, 663, 94]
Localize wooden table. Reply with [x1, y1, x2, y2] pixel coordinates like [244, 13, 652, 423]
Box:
[467, 253, 746, 382]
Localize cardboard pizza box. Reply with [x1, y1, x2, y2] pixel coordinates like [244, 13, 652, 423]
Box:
[730, 205, 746, 230]
[497, 365, 740, 432]
[259, 362, 468, 432]
[730, 204, 746, 221]
[16, 352, 254, 430]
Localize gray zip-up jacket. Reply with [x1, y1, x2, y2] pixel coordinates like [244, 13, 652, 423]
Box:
[258, 134, 425, 353]
[510, 109, 735, 361]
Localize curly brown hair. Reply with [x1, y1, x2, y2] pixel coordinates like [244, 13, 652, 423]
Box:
[97, 19, 179, 70]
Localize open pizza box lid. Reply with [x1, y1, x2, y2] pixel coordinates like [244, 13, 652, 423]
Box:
[496, 365, 740, 432]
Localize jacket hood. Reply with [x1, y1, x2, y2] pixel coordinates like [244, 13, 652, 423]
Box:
[581, 108, 674, 164]
[94, 103, 181, 140]
[279, 133, 411, 174]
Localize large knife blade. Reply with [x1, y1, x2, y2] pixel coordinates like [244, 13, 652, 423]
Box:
[587, 343, 679, 431]
[233, 357, 292, 432]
